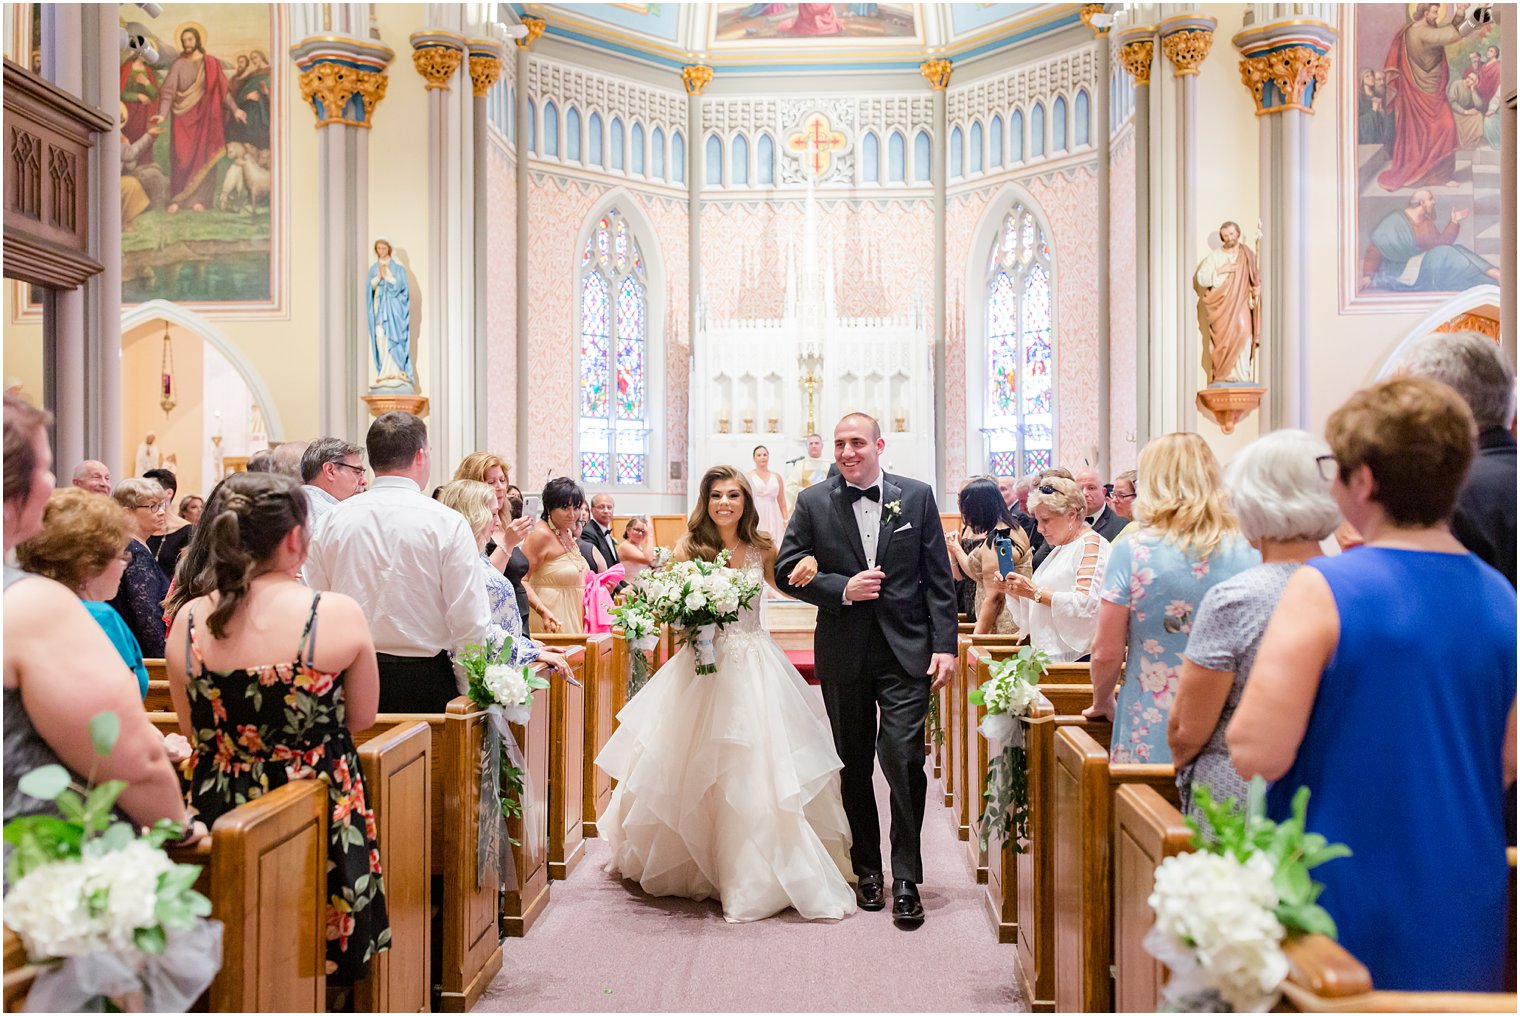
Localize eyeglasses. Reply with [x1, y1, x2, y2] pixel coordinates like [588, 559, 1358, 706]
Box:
[331, 462, 367, 476]
[1111, 490, 1137, 502]
[1315, 454, 1338, 482]
[132, 502, 167, 513]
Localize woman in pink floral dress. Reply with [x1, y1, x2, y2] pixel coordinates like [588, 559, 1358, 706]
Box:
[1085, 434, 1258, 764]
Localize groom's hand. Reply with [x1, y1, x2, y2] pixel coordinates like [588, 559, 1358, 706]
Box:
[844, 567, 885, 602]
[926, 653, 956, 692]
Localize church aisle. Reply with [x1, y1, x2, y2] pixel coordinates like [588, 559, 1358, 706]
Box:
[477, 762, 1025, 1012]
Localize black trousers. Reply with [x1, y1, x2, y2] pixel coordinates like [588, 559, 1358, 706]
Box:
[376, 652, 458, 713]
[819, 620, 930, 885]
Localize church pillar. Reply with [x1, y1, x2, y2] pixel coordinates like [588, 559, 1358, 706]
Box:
[921, 58, 952, 493]
[1159, 13, 1216, 433]
[1501, 6, 1516, 365]
[1116, 24, 1156, 447]
[290, 27, 393, 442]
[1233, 12, 1335, 430]
[85, 5, 122, 481]
[514, 19, 541, 482]
[684, 63, 712, 485]
[1082, 5, 1112, 473]
[467, 39, 505, 455]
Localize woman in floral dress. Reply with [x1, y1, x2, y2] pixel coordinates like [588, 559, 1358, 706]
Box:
[1086, 433, 1258, 764]
[164, 472, 390, 981]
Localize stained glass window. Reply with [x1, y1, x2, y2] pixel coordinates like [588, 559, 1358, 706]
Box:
[984, 201, 1055, 475]
[580, 208, 650, 487]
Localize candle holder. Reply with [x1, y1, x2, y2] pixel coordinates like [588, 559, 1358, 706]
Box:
[766, 412, 779, 434]
[717, 410, 730, 434]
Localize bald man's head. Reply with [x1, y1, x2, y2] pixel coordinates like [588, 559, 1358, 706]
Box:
[1074, 467, 1105, 514]
[72, 460, 111, 495]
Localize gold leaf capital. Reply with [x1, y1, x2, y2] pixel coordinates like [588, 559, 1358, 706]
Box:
[516, 17, 546, 49]
[1118, 39, 1155, 86]
[920, 58, 952, 90]
[682, 64, 714, 95]
[1238, 46, 1332, 115]
[1161, 28, 1214, 77]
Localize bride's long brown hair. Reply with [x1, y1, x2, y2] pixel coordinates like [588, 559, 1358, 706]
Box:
[678, 465, 774, 563]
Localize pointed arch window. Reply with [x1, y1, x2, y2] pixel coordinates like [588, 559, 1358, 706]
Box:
[672, 130, 686, 183]
[731, 134, 749, 185]
[969, 120, 983, 173]
[566, 107, 582, 161]
[913, 129, 931, 181]
[1010, 109, 1023, 162]
[1075, 89, 1090, 146]
[705, 133, 723, 185]
[631, 122, 646, 175]
[651, 125, 666, 179]
[588, 112, 604, 167]
[1031, 103, 1045, 158]
[579, 209, 650, 486]
[757, 133, 775, 185]
[527, 100, 537, 154]
[543, 101, 559, 157]
[1053, 96, 1068, 151]
[950, 125, 964, 178]
[862, 131, 880, 183]
[610, 116, 625, 170]
[989, 114, 1004, 167]
[984, 201, 1055, 475]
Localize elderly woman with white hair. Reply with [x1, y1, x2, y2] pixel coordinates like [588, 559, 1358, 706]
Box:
[1000, 476, 1109, 662]
[1167, 430, 1341, 822]
[108, 476, 170, 657]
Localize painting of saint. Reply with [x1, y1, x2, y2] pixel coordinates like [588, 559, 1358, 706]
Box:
[117, 4, 281, 309]
[712, 3, 917, 43]
[1345, 4, 1500, 304]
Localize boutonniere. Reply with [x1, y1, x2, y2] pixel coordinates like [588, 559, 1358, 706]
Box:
[884, 499, 903, 522]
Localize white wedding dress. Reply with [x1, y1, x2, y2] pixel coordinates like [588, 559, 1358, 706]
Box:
[595, 552, 857, 923]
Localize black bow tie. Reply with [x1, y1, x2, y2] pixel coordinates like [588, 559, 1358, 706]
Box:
[846, 485, 881, 503]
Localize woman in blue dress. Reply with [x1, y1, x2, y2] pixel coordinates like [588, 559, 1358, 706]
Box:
[1230, 377, 1515, 992]
[1087, 433, 1258, 763]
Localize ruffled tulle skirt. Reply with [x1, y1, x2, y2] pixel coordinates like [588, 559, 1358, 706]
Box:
[595, 629, 856, 923]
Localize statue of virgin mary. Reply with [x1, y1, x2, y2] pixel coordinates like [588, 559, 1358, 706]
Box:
[366, 238, 415, 391]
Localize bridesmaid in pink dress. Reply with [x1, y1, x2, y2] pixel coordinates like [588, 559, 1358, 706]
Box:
[746, 445, 789, 544]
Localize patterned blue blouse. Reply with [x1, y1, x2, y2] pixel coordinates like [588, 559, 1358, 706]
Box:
[479, 553, 542, 667]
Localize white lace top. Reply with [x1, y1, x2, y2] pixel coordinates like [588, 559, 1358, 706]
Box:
[1007, 530, 1109, 662]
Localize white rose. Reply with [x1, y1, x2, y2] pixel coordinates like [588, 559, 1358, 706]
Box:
[684, 590, 707, 612]
[484, 663, 531, 706]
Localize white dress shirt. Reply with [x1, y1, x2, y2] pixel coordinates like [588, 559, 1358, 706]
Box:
[302, 475, 489, 657]
[303, 484, 340, 526]
[1085, 503, 1110, 529]
[846, 472, 886, 570]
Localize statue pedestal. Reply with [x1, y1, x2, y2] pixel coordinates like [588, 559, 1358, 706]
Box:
[1196, 386, 1264, 435]
[362, 393, 430, 418]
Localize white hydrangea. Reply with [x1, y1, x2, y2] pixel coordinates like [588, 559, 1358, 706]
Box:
[982, 670, 1038, 718]
[483, 663, 532, 707]
[683, 590, 708, 612]
[7, 839, 174, 959]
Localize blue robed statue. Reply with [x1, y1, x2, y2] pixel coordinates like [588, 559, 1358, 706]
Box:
[367, 238, 416, 391]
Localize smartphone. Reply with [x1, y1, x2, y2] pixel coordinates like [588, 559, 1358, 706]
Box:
[524, 493, 544, 520]
[994, 536, 1017, 577]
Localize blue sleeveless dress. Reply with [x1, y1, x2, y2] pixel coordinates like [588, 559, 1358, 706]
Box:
[1266, 548, 1514, 991]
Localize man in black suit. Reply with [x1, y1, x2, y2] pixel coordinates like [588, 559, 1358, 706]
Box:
[583, 493, 620, 570]
[1076, 467, 1128, 543]
[776, 413, 958, 930]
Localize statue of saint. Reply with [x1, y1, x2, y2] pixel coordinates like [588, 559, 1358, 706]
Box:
[135, 432, 161, 476]
[367, 238, 416, 392]
[1194, 221, 1261, 386]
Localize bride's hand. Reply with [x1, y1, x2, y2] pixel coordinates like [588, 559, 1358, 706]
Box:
[787, 556, 818, 587]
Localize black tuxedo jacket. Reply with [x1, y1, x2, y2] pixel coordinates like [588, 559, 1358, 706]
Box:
[1087, 504, 1128, 543]
[583, 520, 618, 573]
[775, 472, 958, 682]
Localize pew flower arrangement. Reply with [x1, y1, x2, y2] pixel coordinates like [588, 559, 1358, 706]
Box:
[632, 550, 762, 675]
[611, 596, 661, 699]
[969, 646, 1049, 852]
[2, 712, 222, 1012]
[1145, 779, 1351, 1012]
[455, 632, 548, 855]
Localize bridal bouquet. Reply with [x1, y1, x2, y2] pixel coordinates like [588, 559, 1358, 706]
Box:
[1145, 780, 1350, 1012]
[635, 551, 762, 674]
[3, 712, 221, 1012]
[969, 646, 1047, 852]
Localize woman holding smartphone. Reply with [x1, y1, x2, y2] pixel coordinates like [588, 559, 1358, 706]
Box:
[1000, 476, 1109, 661]
[946, 478, 1028, 635]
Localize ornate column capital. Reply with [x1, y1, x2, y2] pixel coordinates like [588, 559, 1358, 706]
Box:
[465, 38, 507, 97]
[1115, 26, 1156, 86]
[409, 30, 466, 91]
[1079, 4, 1109, 36]
[919, 58, 953, 90]
[1232, 20, 1338, 115]
[682, 64, 714, 96]
[1158, 14, 1217, 77]
[515, 17, 546, 49]
[290, 35, 395, 128]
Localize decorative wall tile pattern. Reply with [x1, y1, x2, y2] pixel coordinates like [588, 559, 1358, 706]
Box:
[486, 142, 518, 459]
[1108, 128, 1138, 474]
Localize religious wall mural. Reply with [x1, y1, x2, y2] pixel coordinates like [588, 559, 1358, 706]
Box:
[1343, 3, 1501, 308]
[117, 4, 281, 308]
[711, 4, 918, 44]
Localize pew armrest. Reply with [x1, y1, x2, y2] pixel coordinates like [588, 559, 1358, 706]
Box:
[1281, 937, 1516, 1013]
[1283, 933, 1374, 999]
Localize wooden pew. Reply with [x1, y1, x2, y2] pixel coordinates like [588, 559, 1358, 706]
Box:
[1052, 725, 1179, 1014]
[963, 642, 1024, 881]
[1111, 784, 1194, 1013]
[355, 721, 433, 1014]
[948, 634, 1024, 840]
[1278, 935, 1517, 1012]
[143, 657, 170, 710]
[1, 928, 35, 1012]
[543, 632, 616, 837]
[503, 679, 553, 937]
[610, 513, 687, 550]
[533, 637, 594, 879]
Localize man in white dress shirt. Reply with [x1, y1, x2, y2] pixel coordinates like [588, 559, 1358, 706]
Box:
[299, 437, 367, 526]
[304, 412, 489, 712]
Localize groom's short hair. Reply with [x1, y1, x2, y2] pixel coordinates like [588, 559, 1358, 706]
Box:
[837, 412, 882, 441]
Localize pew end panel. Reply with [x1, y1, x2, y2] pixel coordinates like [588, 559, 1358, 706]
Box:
[1112, 784, 1194, 1014]
[535, 640, 590, 880]
[503, 675, 553, 939]
[963, 642, 1025, 882]
[982, 700, 1055, 947]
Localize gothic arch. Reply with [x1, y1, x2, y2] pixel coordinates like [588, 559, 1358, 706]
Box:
[1375, 285, 1504, 378]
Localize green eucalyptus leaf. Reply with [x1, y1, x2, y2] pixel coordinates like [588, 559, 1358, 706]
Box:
[17, 765, 71, 802]
[134, 925, 167, 954]
[97, 822, 136, 853]
[82, 780, 128, 831]
[89, 711, 121, 757]
[54, 788, 87, 823]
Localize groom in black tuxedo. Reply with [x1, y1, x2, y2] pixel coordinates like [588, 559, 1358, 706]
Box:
[776, 413, 958, 929]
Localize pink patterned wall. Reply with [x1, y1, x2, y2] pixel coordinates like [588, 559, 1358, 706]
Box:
[486, 143, 517, 460]
[1108, 132, 1138, 474]
[632, 192, 690, 495]
[945, 192, 986, 486]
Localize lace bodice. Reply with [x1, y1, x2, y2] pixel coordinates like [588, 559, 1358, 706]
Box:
[728, 551, 768, 637]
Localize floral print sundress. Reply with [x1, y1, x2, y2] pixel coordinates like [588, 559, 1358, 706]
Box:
[1099, 530, 1258, 764]
[182, 593, 391, 981]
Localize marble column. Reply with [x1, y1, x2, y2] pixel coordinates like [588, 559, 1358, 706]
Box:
[86, 5, 123, 481]
[290, 30, 393, 442]
[1116, 25, 1156, 447]
[1082, 5, 1112, 473]
[921, 58, 952, 493]
[684, 63, 711, 488]
[1234, 14, 1336, 430]
[515, 23, 538, 480]
[1159, 13, 1216, 432]
[468, 39, 506, 455]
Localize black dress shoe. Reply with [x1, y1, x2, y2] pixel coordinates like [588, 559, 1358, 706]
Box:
[855, 874, 886, 911]
[892, 880, 924, 929]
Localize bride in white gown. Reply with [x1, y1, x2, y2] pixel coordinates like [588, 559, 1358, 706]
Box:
[595, 465, 856, 923]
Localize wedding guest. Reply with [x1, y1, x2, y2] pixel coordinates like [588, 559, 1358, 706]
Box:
[523, 477, 590, 634]
[748, 446, 789, 542]
[71, 459, 112, 495]
[947, 477, 1027, 635]
[108, 477, 170, 657]
[300, 437, 367, 526]
[618, 515, 657, 582]
[1087, 433, 1258, 763]
[1229, 377, 1515, 992]
[265, 440, 308, 479]
[16, 488, 151, 696]
[1108, 469, 1139, 543]
[143, 467, 193, 578]
[1030, 467, 1073, 568]
[1075, 467, 1127, 542]
[945, 478, 988, 622]
[164, 471, 390, 983]
[244, 448, 273, 472]
[3, 394, 194, 843]
[453, 451, 532, 575]
[501, 485, 551, 625]
[575, 504, 609, 574]
[179, 495, 205, 525]
[1002, 476, 1108, 661]
[1399, 330, 1516, 586]
[436, 480, 573, 678]
[1167, 431, 1341, 824]
[304, 412, 489, 712]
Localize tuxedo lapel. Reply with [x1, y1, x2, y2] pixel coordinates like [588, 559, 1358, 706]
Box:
[876, 476, 904, 560]
[830, 478, 869, 571]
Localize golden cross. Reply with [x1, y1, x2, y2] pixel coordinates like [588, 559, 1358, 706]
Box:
[786, 112, 847, 177]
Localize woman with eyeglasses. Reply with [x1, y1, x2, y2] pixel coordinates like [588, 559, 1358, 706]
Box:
[108, 477, 171, 657]
[1107, 469, 1140, 544]
[16, 488, 152, 697]
[1000, 477, 1108, 660]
